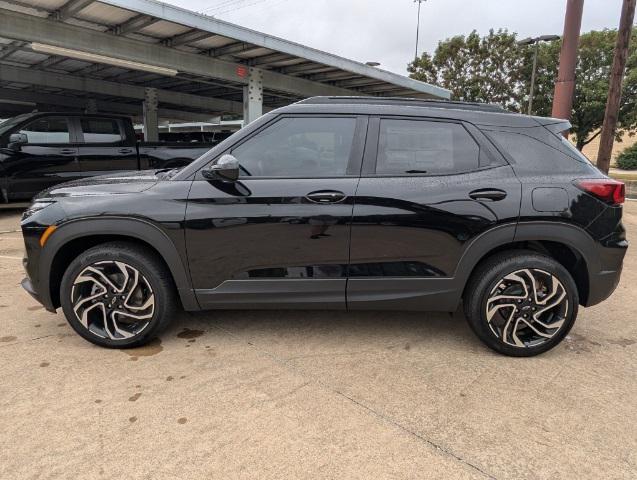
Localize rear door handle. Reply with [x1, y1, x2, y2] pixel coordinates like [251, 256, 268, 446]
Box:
[119, 148, 134, 154]
[469, 188, 507, 201]
[59, 148, 77, 155]
[306, 190, 346, 204]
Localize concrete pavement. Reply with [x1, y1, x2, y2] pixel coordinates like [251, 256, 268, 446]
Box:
[1, 204, 636, 479]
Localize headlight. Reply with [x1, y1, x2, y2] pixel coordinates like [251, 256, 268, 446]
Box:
[22, 201, 55, 220]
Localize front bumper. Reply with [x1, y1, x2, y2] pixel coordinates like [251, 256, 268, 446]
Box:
[21, 277, 56, 313]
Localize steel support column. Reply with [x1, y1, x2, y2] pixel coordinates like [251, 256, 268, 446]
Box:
[243, 68, 263, 126]
[143, 87, 159, 142]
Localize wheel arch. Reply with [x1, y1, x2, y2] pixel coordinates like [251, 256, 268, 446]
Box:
[456, 222, 598, 306]
[41, 217, 199, 311]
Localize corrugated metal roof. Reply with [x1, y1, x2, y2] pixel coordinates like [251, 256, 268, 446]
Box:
[0, 0, 450, 120]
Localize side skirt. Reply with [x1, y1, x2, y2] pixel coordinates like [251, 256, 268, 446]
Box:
[195, 279, 347, 310]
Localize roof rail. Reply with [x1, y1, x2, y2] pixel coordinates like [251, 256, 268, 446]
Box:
[297, 96, 509, 113]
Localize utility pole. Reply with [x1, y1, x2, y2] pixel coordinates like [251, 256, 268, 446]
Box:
[414, 0, 426, 61]
[597, 0, 636, 174]
[552, 0, 584, 126]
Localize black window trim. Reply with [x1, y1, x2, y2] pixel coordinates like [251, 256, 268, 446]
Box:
[18, 115, 79, 146]
[195, 113, 369, 181]
[361, 115, 504, 178]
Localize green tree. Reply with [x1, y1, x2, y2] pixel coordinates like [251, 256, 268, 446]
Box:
[409, 29, 637, 151]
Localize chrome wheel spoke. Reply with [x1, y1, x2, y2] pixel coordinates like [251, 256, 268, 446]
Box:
[485, 268, 569, 348]
[70, 260, 155, 341]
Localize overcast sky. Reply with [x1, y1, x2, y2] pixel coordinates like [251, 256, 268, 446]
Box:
[165, 0, 628, 75]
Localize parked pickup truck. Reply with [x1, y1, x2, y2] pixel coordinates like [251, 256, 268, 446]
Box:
[0, 112, 214, 202]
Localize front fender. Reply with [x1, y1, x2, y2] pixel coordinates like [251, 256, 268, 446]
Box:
[40, 216, 199, 311]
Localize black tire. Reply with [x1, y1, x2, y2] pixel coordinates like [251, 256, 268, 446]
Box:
[463, 251, 579, 357]
[60, 242, 177, 348]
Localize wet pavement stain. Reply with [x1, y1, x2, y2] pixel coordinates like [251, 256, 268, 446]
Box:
[129, 416, 137, 423]
[166, 376, 174, 381]
[57, 323, 66, 327]
[122, 339, 163, 359]
[40, 362, 49, 368]
[34, 324, 41, 328]
[27, 306, 42, 311]
[188, 339, 196, 343]
[94, 399, 102, 404]
[177, 328, 204, 340]
[177, 417, 188, 424]
[0, 336, 16, 342]
[129, 393, 142, 402]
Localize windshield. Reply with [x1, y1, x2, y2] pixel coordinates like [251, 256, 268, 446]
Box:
[0, 113, 33, 136]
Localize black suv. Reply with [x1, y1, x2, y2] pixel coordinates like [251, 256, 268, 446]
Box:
[21, 97, 627, 356]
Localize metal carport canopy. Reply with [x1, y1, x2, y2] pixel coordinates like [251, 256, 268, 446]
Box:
[0, 0, 450, 122]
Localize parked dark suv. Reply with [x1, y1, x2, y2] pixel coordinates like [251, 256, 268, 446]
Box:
[20, 97, 627, 356]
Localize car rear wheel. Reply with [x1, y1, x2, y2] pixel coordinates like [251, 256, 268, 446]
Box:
[464, 251, 578, 357]
[60, 242, 177, 348]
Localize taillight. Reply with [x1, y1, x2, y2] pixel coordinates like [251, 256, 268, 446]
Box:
[575, 179, 625, 205]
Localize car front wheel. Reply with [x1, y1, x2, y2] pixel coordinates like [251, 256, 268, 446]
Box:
[60, 242, 177, 348]
[464, 251, 579, 357]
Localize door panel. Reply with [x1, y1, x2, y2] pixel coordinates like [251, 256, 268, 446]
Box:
[3, 116, 81, 200]
[77, 117, 138, 175]
[185, 114, 367, 310]
[186, 178, 358, 309]
[347, 116, 521, 311]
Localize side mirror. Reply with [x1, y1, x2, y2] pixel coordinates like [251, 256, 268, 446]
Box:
[8, 133, 27, 151]
[202, 154, 240, 182]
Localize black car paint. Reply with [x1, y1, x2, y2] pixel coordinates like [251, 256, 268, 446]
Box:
[21, 101, 627, 315]
[0, 112, 212, 202]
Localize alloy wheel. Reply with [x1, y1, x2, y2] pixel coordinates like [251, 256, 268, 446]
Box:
[70, 261, 155, 340]
[485, 268, 569, 348]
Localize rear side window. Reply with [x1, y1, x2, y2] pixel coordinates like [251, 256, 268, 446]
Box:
[81, 119, 122, 143]
[19, 117, 70, 144]
[486, 130, 593, 173]
[376, 119, 480, 175]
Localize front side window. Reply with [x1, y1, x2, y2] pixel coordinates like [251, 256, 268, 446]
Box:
[231, 117, 357, 177]
[19, 117, 70, 144]
[81, 119, 123, 143]
[376, 119, 480, 175]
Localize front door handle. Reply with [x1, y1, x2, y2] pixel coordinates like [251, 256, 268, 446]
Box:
[59, 148, 77, 156]
[306, 190, 346, 204]
[119, 148, 134, 154]
[469, 188, 507, 201]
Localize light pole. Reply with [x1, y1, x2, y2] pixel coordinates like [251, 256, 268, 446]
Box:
[414, 0, 427, 61]
[518, 35, 560, 115]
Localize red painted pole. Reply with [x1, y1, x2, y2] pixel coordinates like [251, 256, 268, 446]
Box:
[552, 0, 585, 124]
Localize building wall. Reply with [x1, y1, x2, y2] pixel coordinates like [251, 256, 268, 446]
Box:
[574, 132, 637, 166]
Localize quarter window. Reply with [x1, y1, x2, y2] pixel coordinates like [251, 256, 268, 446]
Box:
[81, 119, 123, 143]
[376, 119, 480, 175]
[19, 117, 70, 144]
[231, 117, 357, 177]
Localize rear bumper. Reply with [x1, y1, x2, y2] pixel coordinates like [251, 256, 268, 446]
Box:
[584, 241, 627, 307]
[21, 277, 56, 313]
